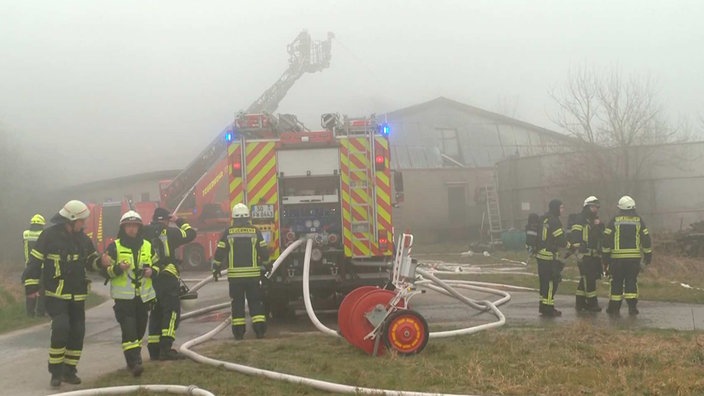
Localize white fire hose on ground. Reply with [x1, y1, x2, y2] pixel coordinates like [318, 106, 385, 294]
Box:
[52, 236, 512, 396]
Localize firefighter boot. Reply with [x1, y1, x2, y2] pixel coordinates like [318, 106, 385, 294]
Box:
[627, 299, 639, 316]
[575, 295, 587, 312]
[254, 322, 267, 339]
[62, 364, 81, 385]
[125, 349, 143, 377]
[606, 300, 622, 316]
[148, 344, 160, 361]
[586, 297, 602, 312]
[232, 326, 245, 340]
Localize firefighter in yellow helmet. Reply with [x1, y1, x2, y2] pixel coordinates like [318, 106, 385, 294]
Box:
[100, 210, 158, 377]
[22, 200, 102, 388]
[143, 207, 196, 360]
[212, 203, 270, 339]
[23, 214, 46, 317]
[602, 196, 652, 316]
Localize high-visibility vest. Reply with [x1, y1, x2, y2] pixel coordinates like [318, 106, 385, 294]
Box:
[108, 239, 156, 302]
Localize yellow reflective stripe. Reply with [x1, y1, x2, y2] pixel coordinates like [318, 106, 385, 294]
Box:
[46, 254, 80, 261]
[65, 349, 81, 358]
[122, 340, 141, 351]
[642, 247, 653, 253]
[148, 335, 160, 344]
[571, 224, 583, 231]
[231, 318, 246, 325]
[56, 279, 64, 296]
[610, 294, 623, 301]
[49, 347, 66, 354]
[31, 249, 44, 260]
[162, 312, 177, 338]
[251, 315, 266, 324]
[552, 228, 563, 238]
[585, 291, 597, 298]
[163, 264, 179, 276]
[49, 356, 65, 364]
[24, 279, 39, 286]
[575, 289, 586, 297]
[45, 291, 71, 300]
[74, 294, 87, 301]
[217, 241, 226, 249]
[623, 292, 638, 299]
[64, 358, 79, 366]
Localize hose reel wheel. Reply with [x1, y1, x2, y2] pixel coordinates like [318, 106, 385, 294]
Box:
[383, 309, 429, 355]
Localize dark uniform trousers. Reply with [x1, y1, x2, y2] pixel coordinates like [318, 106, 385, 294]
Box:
[537, 258, 562, 312]
[148, 273, 180, 358]
[608, 257, 641, 312]
[45, 297, 85, 376]
[114, 298, 149, 367]
[229, 277, 266, 338]
[576, 255, 602, 308]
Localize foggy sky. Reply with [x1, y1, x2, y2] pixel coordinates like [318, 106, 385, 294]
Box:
[1, 0, 702, 186]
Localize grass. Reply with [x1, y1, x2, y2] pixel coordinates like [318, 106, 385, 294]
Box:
[86, 323, 704, 396]
[0, 265, 107, 334]
[412, 242, 704, 304]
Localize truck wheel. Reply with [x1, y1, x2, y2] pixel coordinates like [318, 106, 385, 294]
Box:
[184, 244, 205, 270]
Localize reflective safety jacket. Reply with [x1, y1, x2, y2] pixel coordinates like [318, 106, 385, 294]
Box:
[213, 223, 270, 279]
[23, 226, 43, 264]
[104, 239, 158, 302]
[602, 214, 652, 259]
[536, 213, 568, 261]
[569, 210, 604, 257]
[142, 219, 196, 278]
[23, 224, 101, 301]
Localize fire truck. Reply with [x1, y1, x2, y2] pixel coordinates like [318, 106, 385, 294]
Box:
[83, 31, 334, 268]
[227, 112, 403, 317]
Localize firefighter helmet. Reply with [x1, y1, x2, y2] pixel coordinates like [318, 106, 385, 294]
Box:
[59, 200, 90, 221]
[232, 203, 250, 219]
[120, 210, 143, 225]
[30, 214, 46, 225]
[583, 196, 600, 208]
[617, 195, 636, 210]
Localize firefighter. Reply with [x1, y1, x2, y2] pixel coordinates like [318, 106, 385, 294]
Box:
[212, 203, 270, 340]
[22, 200, 101, 388]
[571, 196, 605, 313]
[602, 196, 652, 316]
[143, 207, 196, 360]
[101, 210, 157, 377]
[536, 199, 569, 317]
[23, 213, 46, 317]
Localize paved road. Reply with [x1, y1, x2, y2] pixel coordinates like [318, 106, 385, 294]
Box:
[2, 272, 704, 395]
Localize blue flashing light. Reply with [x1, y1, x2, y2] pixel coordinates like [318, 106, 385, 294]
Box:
[225, 131, 234, 142]
[380, 124, 390, 136]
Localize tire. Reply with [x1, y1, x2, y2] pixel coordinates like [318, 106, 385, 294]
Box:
[183, 244, 205, 270]
[383, 309, 429, 355]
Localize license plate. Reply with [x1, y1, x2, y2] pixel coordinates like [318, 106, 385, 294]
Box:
[251, 204, 275, 219]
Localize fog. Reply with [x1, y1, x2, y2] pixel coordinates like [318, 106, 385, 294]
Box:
[1, 0, 703, 186]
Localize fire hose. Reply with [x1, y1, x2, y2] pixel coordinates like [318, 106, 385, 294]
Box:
[51, 237, 512, 396]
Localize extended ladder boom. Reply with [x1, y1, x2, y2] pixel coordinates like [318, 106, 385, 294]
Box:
[161, 31, 333, 211]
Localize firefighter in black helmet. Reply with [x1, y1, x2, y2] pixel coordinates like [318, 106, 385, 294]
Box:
[22, 200, 102, 388]
[101, 210, 158, 377]
[143, 207, 196, 360]
[23, 213, 46, 317]
[536, 199, 569, 317]
[212, 203, 270, 340]
[571, 196, 605, 313]
[602, 196, 652, 316]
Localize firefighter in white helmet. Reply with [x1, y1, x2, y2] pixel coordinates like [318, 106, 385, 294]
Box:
[570, 196, 605, 313]
[602, 196, 653, 316]
[23, 213, 46, 317]
[212, 203, 270, 339]
[22, 200, 102, 388]
[100, 210, 158, 377]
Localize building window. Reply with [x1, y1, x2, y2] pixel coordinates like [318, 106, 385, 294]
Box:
[141, 192, 150, 202]
[436, 128, 463, 163]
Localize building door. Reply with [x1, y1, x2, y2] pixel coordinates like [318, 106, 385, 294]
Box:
[447, 185, 467, 225]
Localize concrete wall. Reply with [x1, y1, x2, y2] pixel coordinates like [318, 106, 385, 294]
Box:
[392, 168, 494, 243]
[497, 142, 704, 231]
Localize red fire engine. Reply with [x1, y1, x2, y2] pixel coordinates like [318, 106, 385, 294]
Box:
[227, 113, 403, 317]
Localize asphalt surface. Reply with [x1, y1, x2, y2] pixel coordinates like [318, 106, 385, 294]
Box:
[2, 271, 704, 395]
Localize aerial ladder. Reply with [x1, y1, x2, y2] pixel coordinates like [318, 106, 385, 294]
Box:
[160, 30, 334, 212]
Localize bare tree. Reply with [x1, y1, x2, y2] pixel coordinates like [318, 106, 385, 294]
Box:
[549, 66, 689, 199]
